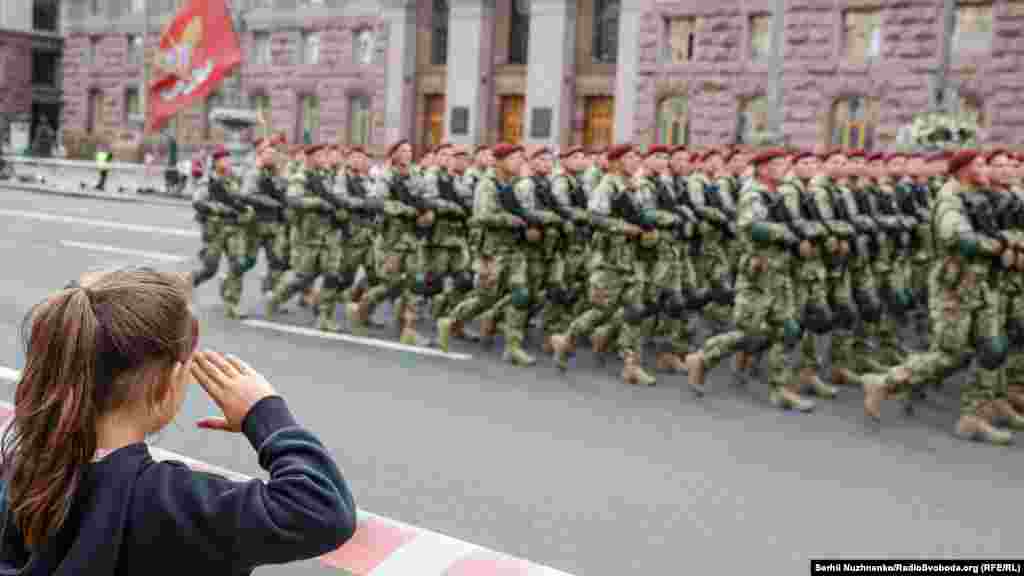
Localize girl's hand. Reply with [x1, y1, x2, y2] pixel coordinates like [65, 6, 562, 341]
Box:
[191, 350, 277, 432]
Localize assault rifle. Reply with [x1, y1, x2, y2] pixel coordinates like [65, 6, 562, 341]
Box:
[869, 185, 914, 254]
[497, 180, 544, 228]
[703, 182, 737, 239]
[611, 187, 656, 232]
[963, 191, 1010, 263]
[827, 183, 878, 259]
[800, 188, 849, 268]
[652, 178, 699, 245]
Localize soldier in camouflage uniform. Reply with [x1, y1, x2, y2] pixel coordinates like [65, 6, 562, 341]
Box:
[860, 151, 1022, 444]
[437, 143, 535, 365]
[202, 146, 256, 319]
[543, 146, 594, 355]
[265, 145, 346, 330]
[240, 139, 290, 296]
[550, 144, 654, 385]
[581, 150, 605, 199]
[347, 140, 430, 346]
[686, 150, 734, 334]
[333, 147, 380, 311]
[686, 149, 814, 411]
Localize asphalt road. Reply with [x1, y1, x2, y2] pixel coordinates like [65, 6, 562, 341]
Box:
[0, 188, 1019, 575]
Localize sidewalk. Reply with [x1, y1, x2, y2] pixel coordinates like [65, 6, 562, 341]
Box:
[0, 175, 191, 208]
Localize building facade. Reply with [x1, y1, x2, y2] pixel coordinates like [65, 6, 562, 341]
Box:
[59, 0, 1024, 160]
[0, 0, 63, 151]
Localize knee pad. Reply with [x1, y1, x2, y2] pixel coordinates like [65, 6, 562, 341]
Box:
[976, 335, 1009, 370]
[337, 270, 356, 291]
[802, 302, 833, 335]
[510, 287, 531, 309]
[710, 282, 735, 307]
[854, 288, 882, 324]
[321, 274, 343, 293]
[623, 302, 650, 324]
[782, 318, 803, 350]
[547, 286, 568, 306]
[740, 334, 772, 355]
[880, 283, 910, 318]
[832, 302, 857, 331]
[685, 288, 712, 312]
[453, 271, 475, 293]
[659, 290, 686, 319]
[240, 256, 258, 273]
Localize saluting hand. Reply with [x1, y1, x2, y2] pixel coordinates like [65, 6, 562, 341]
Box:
[191, 350, 277, 433]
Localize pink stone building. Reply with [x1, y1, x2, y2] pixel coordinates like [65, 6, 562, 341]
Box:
[56, 0, 1024, 160]
[1, 0, 62, 152]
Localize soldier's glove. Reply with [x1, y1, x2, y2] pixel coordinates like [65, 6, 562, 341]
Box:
[782, 318, 803, 350]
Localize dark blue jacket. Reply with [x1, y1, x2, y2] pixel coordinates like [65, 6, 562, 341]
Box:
[0, 396, 357, 575]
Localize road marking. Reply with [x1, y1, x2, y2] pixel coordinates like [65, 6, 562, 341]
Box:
[0, 208, 198, 238]
[0, 366, 20, 382]
[367, 530, 479, 576]
[60, 240, 189, 263]
[242, 318, 473, 361]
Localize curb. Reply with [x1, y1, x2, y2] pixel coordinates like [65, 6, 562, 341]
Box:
[0, 389, 573, 575]
[0, 180, 191, 208]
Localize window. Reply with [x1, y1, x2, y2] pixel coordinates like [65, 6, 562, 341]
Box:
[252, 32, 271, 65]
[124, 87, 141, 122]
[252, 93, 271, 126]
[299, 95, 320, 144]
[830, 96, 879, 150]
[33, 0, 59, 32]
[657, 96, 689, 146]
[431, 0, 449, 65]
[301, 32, 320, 65]
[87, 37, 100, 67]
[131, 0, 145, 13]
[593, 0, 619, 63]
[90, 0, 102, 16]
[736, 96, 769, 144]
[87, 89, 101, 133]
[349, 95, 371, 146]
[32, 51, 58, 86]
[664, 17, 697, 63]
[843, 10, 881, 62]
[749, 14, 772, 61]
[952, 2, 993, 53]
[301, 0, 325, 5]
[354, 28, 376, 65]
[126, 34, 143, 66]
[509, 0, 530, 64]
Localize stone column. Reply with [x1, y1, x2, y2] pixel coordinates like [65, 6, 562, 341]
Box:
[524, 0, 576, 149]
[381, 0, 417, 146]
[767, 0, 786, 136]
[445, 0, 495, 147]
[613, 0, 643, 145]
[934, 0, 956, 111]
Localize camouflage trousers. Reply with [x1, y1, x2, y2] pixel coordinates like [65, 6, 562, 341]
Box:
[337, 240, 376, 305]
[624, 242, 691, 357]
[565, 267, 631, 354]
[1003, 289, 1024, 388]
[541, 249, 586, 339]
[872, 253, 908, 367]
[420, 243, 472, 320]
[447, 251, 529, 349]
[795, 256, 829, 372]
[696, 231, 733, 329]
[271, 239, 343, 309]
[191, 219, 225, 288]
[699, 254, 797, 391]
[364, 247, 420, 326]
[220, 223, 258, 310]
[247, 220, 290, 294]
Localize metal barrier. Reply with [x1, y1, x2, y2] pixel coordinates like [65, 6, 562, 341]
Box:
[0, 391, 573, 576]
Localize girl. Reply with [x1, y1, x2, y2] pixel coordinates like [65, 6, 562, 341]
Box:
[0, 267, 356, 575]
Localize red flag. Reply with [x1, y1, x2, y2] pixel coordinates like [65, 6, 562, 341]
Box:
[146, 0, 241, 133]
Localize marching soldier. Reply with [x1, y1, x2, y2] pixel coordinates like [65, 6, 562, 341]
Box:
[203, 145, 256, 319]
[241, 139, 290, 296]
[333, 146, 380, 315]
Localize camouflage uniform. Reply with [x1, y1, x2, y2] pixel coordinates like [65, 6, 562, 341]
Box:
[687, 170, 733, 331]
[581, 164, 603, 198]
[333, 168, 379, 308]
[239, 164, 290, 295]
[203, 171, 256, 318]
[349, 166, 428, 345]
[551, 171, 654, 385]
[267, 166, 344, 329]
[437, 171, 534, 364]
[1005, 181, 1024, 411]
[686, 178, 811, 410]
[861, 178, 1017, 443]
[544, 168, 592, 338]
[419, 165, 473, 321]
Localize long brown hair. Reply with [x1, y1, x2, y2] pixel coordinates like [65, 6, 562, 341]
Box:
[1, 267, 196, 550]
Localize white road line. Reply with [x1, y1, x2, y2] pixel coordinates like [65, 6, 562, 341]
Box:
[0, 208, 198, 238]
[368, 530, 480, 576]
[60, 240, 189, 263]
[242, 319, 473, 361]
[0, 366, 20, 382]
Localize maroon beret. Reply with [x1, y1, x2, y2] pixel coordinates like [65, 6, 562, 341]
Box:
[948, 150, 980, 174]
[646, 144, 671, 158]
[846, 149, 866, 160]
[606, 144, 634, 162]
[866, 152, 886, 163]
[670, 145, 689, 156]
[492, 143, 524, 160]
[749, 148, 789, 167]
[790, 150, 819, 163]
[386, 139, 410, 157]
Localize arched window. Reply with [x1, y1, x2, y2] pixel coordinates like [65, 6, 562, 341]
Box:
[657, 96, 689, 146]
[593, 0, 619, 63]
[830, 96, 878, 150]
[736, 96, 768, 144]
[509, 0, 530, 64]
[431, 0, 449, 65]
[349, 95, 371, 146]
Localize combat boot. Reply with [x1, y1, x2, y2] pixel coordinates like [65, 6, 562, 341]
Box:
[955, 403, 1013, 445]
[800, 367, 838, 399]
[656, 351, 687, 373]
[503, 345, 536, 366]
[551, 334, 573, 371]
[621, 352, 656, 387]
[991, 399, 1024, 431]
[436, 317, 454, 353]
[770, 383, 815, 412]
[685, 351, 706, 397]
[1007, 385, 1024, 414]
[346, 298, 370, 336]
[479, 315, 497, 348]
